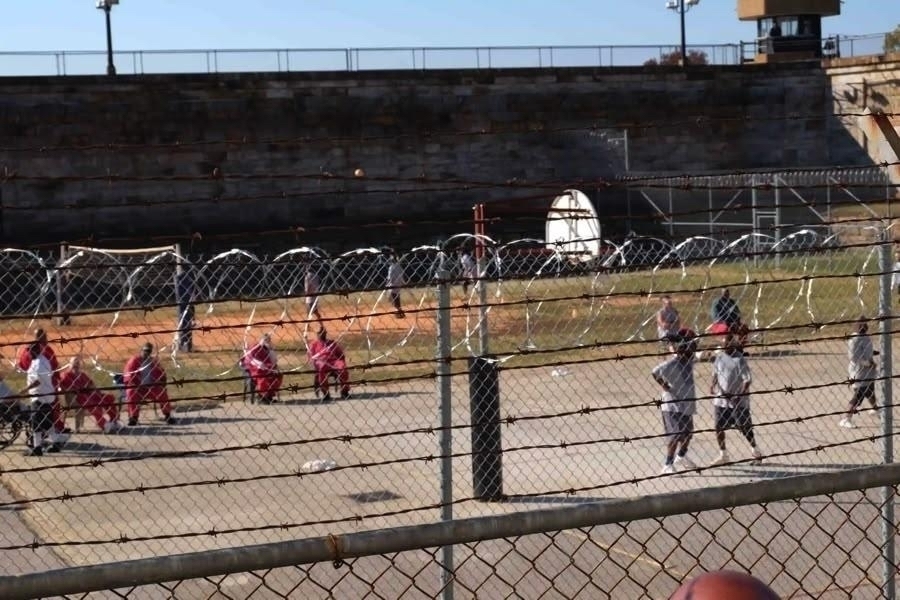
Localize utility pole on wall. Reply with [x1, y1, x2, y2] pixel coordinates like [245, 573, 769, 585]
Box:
[96, 0, 119, 76]
[666, 0, 701, 67]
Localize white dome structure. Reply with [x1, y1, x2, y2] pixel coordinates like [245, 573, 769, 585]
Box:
[545, 189, 601, 261]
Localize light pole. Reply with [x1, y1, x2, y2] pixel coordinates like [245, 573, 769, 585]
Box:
[96, 0, 119, 76]
[665, 0, 700, 66]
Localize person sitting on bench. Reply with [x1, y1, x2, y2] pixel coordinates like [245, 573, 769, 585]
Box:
[58, 356, 123, 433]
[243, 333, 283, 404]
[308, 328, 350, 401]
[123, 342, 176, 426]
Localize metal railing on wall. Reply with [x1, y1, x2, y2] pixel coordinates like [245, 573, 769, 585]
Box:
[0, 32, 890, 77]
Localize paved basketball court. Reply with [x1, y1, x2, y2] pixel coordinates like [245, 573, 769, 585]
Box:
[0, 336, 896, 597]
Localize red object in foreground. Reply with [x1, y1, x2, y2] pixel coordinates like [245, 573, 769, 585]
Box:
[670, 570, 781, 600]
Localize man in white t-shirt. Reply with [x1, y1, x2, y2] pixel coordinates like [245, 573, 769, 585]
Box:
[25, 343, 61, 456]
[709, 334, 761, 466]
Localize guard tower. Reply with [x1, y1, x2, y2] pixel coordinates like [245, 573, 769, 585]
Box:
[738, 0, 841, 63]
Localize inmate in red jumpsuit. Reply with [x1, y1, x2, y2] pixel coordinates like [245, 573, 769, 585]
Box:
[58, 367, 120, 431]
[17, 343, 65, 432]
[308, 337, 350, 399]
[123, 355, 173, 422]
[243, 342, 283, 402]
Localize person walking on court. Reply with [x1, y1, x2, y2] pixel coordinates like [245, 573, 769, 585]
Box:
[304, 263, 323, 323]
[386, 253, 406, 318]
[652, 329, 699, 474]
[709, 333, 762, 465]
[840, 316, 879, 429]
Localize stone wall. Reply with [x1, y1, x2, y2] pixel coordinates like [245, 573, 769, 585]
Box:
[0, 63, 876, 251]
[826, 53, 900, 193]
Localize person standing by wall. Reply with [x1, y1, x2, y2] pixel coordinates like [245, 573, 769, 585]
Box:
[386, 253, 406, 318]
[175, 265, 196, 353]
[304, 263, 323, 323]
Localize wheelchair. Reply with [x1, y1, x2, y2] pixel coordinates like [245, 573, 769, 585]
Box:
[313, 370, 348, 401]
[0, 399, 28, 451]
[241, 363, 258, 404]
[241, 363, 281, 404]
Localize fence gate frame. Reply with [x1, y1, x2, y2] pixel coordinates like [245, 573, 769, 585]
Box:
[626, 166, 891, 241]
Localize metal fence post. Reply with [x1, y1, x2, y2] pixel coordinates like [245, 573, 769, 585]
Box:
[56, 243, 70, 326]
[435, 264, 455, 600]
[880, 225, 896, 600]
[870, 108, 900, 600]
[474, 204, 490, 355]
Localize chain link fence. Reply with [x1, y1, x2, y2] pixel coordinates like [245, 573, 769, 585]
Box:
[0, 218, 898, 597]
[3, 465, 899, 598]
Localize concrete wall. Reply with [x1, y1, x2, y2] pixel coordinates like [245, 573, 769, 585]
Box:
[0, 63, 877, 250]
[827, 53, 900, 192]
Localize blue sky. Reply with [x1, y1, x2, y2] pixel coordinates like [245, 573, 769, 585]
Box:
[3, 1, 893, 50]
[0, 1, 895, 74]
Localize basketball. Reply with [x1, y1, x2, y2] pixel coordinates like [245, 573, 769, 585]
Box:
[669, 570, 781, 600]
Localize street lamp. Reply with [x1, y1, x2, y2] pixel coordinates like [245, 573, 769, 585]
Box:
[665, 0, 701, 66]
[96, 0, 119, 76]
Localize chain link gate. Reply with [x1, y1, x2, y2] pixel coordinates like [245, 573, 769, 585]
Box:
[0, 216, 898, 598]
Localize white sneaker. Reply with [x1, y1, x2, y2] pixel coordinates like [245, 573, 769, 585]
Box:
[660, 464, 676, 475]
[674, 455, 697, 469]
[709, 451, 730, 466]
[103, 420, 123, 434]
[839, 418, 855, 429]
[751, 447, 762, 462]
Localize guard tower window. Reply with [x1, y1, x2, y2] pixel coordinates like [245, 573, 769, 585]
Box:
[779, 17, 798, 37]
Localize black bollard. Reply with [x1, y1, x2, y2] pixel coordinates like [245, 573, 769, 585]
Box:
[468, 355, 503, 501]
